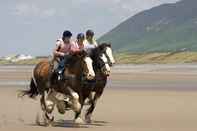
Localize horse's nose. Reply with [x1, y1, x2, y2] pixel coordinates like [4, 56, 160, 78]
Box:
[105, 70, 110, 76]
[87, 74, 95, 80]
[112, 60, 116, 65]
[110, 61, 115, 67]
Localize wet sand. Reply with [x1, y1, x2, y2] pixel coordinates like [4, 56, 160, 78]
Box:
[0, 64, 197, 131]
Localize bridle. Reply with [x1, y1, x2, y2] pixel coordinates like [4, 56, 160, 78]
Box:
[81, 55, 94, 78]
[102, 46, 113, 67]
[95, 52, 109, 71]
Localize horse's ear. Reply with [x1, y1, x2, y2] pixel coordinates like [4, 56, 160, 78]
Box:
[98, 44, 105, 50]
[77, 50, 87, 58]
[107, 43, 111, 47]
[81, 50, 88, 57]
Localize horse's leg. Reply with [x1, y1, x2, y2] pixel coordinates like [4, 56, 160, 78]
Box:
[35, 93, 45, 126]
[85, 92, 102, 123]
[39, 91, 55, 126]
[74, 94, 85, 124]
[74, 93, 85, 124]
[74, 109, 83, 124]
[67, 86, 81, 113]
[85, 91, 96, 105]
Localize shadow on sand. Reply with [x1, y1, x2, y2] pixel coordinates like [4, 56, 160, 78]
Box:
[27, 119, 109, 128]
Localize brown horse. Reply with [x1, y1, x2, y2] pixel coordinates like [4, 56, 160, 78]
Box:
[20, 50, 95, 125]
[41, 43, 115, 125]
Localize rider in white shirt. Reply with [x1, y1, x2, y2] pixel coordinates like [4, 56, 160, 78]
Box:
[83, 30, 98, 53]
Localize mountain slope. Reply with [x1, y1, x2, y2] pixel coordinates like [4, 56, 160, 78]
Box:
[99, 0, 197, 53]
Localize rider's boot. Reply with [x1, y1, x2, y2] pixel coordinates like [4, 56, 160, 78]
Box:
[56, 57, 66, 81]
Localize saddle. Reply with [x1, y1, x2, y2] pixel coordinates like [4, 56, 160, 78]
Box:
[49, 57, 75, 87]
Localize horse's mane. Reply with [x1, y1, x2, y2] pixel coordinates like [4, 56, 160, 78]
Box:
[91, 47, 100, 59]
[91, 43, 111, 59]
[67, 50, 88, 67]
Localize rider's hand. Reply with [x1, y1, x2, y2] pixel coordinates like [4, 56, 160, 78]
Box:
[64, 52, 69, 56]
[59, 52, 65, 57]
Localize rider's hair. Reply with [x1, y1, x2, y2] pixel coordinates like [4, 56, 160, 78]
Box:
[77, 33, 85, 40]
[86, 30, 94, 37]
[62, 30, 72, 39]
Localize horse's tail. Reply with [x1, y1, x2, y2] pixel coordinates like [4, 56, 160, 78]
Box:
[18, 77, 39, 99]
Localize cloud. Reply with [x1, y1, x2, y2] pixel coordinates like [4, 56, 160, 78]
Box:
[12, 2, 56, 18]
[107, 0, 180, 20]
[121, 4, 133, 12]
[42, 8, 56, 17]
[13, 3, 38, 16]
[0, 0, 182, 56]
[118, 0, 180, 13]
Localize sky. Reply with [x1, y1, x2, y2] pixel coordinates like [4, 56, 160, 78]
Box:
[0, 0, 180, 56]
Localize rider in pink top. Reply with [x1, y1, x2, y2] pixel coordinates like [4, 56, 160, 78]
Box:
[53, 38, 79, 57]
[53, 30, 79, 80]
[75, 33, 85, 50]
[54, 39, 79, 56]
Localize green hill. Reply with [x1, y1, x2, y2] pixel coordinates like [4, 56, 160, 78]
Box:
[99, 0, 197, 53]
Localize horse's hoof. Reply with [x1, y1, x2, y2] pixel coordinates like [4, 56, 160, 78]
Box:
[74, 117, 84, 124]
[35, 113, 41, 126]
[43, 120, 50, 127]
[43, 119, 54, 127]
[42, 114, 54, 127]
[85, 114, 92, 123]
[35, 112, 51, 126]
[48, 121, 55, 127]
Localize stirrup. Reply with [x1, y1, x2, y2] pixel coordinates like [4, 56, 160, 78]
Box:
[58, 75, 61, 81]
[57, 73, 64, 81]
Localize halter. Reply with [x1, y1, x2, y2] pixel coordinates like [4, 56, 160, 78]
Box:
[95, 53, 108, 70]
[81, 56, 93, 78]
[89, 47, 110, 73]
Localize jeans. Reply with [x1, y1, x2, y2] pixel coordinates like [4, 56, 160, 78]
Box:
[56, 55, 71, 80]
[57, 56, 66, 74]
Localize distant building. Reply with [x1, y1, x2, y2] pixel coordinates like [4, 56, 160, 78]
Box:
[1, 54, 34, 62]
[11, 54, 34, 62]
[36, 56, 49, 59]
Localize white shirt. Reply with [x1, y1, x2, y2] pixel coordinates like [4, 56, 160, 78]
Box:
[83, 39, 98, 53]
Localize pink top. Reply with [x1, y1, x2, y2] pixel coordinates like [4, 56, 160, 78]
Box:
[53, 39, 80, 57]
[75, 40, 84, 50]
[70, 42, 80, 52]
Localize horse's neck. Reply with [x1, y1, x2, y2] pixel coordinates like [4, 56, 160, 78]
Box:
[91, 48, 98, 58]
[91, 49, 98, 62]
[91, 50, 101, 70]
[68, 60, 82, 76]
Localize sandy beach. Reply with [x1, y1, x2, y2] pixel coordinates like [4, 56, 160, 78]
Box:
[0, 64, 197, 131]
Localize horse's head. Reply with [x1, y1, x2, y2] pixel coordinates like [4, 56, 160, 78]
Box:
[99, 43, 115, 66]
[73, 50, 95, 80]
[92, 45, 111, 76]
